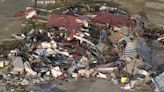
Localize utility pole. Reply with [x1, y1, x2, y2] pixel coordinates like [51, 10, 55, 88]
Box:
[34, 0, 37, 10]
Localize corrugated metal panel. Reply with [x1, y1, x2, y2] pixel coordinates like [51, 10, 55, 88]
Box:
[154, 72, 164, 92]
[124, 41, 137, 59]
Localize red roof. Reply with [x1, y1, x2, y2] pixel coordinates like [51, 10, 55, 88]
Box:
[47, 14, 82, 31]
[91, 12, 135, 28]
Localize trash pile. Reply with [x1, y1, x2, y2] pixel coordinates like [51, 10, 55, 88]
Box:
[0, 3, 159, 92]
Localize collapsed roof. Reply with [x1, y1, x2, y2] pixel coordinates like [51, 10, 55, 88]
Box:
[47, 14, 82, 31]
[91, 12, 135, 28]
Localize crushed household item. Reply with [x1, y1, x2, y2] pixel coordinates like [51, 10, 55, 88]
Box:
[51, 66, 63, 78]
[25, 7, 37, 19]
[121, 77, 128, 84]
[11, 56, 24, 74]
[97, 67, 117, 73]
[24, 62, 37, 76]
[78, 69, 90, 78]
[0, 61, 5, 68]
[0, 60, 9, 68]
[97, 72, 107, 79]
[121, 80, 136, 90]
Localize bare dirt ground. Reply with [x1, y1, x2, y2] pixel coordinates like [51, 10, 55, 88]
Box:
[112, 0, 164, 25]
[0, 0, 32, 43]
[26, 78, 153, 92]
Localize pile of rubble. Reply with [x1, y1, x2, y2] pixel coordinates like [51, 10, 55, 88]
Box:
[0, 3, 159, 92]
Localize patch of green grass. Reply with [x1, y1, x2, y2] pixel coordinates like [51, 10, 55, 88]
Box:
[21, 21, 45, 35]
[35, 23, 45, 29]
[39, 11, 48, 16]
[21, 23, 34, 35]
[1, 41, 18, 50]
[38, 0, 115, 15]
[152, 27, 164, 33]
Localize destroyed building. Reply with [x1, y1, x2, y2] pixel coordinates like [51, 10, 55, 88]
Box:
[0, 2, 163, 92]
